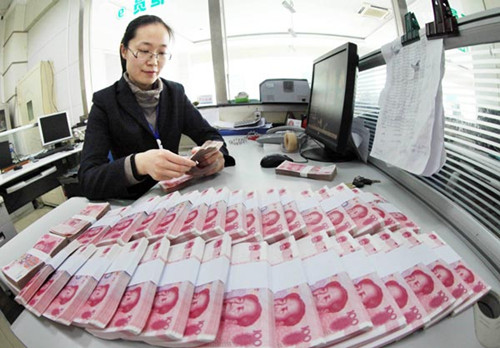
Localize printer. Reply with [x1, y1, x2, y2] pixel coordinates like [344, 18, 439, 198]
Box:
[259, 79, 310, 103]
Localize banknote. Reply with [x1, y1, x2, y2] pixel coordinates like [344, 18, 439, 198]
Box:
[275, 161, 337, 181]
[43, 244, 121, 325]
[26, 245, 97, 316]
[296, 189, 335, 236]
[140, 238, 205, 344]
[297, 232, 372, 346]
[232, 191, 263, 244]
[72, 239, 148, 329]
[165, 234, 232, 347]
[207, 242, 277, 347]
[88, 238, 171, 339]
[15, 241, 81, 306]
[97, 212, 147, 246]
[50, 217, 92, 239]
[4, 233, 68, 289]
[279, 188, 308, 240]
[270, 237, 324, 347]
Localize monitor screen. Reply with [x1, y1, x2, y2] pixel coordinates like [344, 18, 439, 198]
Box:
[303, 42, 358, 162]
[0, 141, 13, 170]
[37, 111, 73, 147]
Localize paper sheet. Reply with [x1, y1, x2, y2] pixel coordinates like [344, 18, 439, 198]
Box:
[370, 31, 446, 176]
[351, 117, 370, 163]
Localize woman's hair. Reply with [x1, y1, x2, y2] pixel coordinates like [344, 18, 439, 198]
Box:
[120, 15, 174, 72]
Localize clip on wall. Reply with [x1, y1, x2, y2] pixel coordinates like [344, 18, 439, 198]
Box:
[401, 12, 420, 46]
[425, 0, 459, 39]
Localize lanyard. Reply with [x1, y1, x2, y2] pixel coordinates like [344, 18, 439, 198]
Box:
[148, 105, 163, 149]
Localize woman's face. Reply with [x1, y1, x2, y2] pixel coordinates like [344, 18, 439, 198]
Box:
[121, 23, 170, 90]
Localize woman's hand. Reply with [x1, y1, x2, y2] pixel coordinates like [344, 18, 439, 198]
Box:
[135, 149, 196, 181]
[188, 148, 225, 178]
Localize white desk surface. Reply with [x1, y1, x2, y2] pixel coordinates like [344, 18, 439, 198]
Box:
[0, 143, 83, 187]
[1, 136, 498, 348]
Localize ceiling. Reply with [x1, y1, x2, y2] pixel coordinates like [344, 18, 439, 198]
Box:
[153, 0, 397, 43]
[2, 0, 401, 46]
[105, 0, 398, 44]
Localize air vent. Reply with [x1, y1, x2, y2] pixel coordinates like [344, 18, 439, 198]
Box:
[358, 3, 390, 19]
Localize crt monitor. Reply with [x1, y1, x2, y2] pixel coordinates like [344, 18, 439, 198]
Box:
[37, 111, 73, 147]
[303, 42, 358, 162]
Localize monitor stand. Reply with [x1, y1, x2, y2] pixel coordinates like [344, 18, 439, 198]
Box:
[301, 144, 357, 163]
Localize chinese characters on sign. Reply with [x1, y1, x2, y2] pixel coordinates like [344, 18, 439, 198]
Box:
[118, 0, 165, 18]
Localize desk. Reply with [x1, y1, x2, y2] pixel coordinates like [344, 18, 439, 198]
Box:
[0, 144, 82, 213]
[0, 137, 498, 348]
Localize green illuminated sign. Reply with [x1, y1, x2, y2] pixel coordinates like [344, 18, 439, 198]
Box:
[117, 0, 165, 18]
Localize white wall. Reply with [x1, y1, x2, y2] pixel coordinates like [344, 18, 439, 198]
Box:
[0, 0, 83, 128]
[26, 0, 82, 125]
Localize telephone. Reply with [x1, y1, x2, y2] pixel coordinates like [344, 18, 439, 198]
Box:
[256, 125, 306, 145]
[266, 126, 305, 134]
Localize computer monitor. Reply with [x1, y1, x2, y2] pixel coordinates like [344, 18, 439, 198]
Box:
[0, 141, 13, 170]
[37, 111, 73, 147]
[302, 42, 358, 162]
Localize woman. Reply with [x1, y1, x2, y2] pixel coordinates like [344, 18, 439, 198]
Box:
[79, 15, 234, 200]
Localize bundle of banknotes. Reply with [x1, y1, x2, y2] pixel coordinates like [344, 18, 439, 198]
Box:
[159, 140, 224, 193]
[3, 185, 492, 347]
[275, 161, 337, 181]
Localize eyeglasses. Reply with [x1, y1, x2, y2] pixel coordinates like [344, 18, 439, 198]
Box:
[127, 48, 172, 62]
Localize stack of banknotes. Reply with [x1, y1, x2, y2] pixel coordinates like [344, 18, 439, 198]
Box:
[275, 161, 337, 181]
[3, 184, 492, 348]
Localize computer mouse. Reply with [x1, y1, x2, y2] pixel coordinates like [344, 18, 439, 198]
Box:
[260, 154, 294, 168]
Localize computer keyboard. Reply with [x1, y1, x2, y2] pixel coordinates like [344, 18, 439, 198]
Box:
[34, 145, 75, 160]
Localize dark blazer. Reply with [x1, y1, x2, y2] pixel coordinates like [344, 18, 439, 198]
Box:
[78, 77, 234, 200]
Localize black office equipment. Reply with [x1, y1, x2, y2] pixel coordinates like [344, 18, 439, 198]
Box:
[402, 12, 421, 46]
[302, 42, 359, 162]
[260, 154, 294, 168]
[34, 144, 74, 160]
[37, 111, 73, 148]
[0, 141, 13, 171]
[425, 0, 459, 39]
